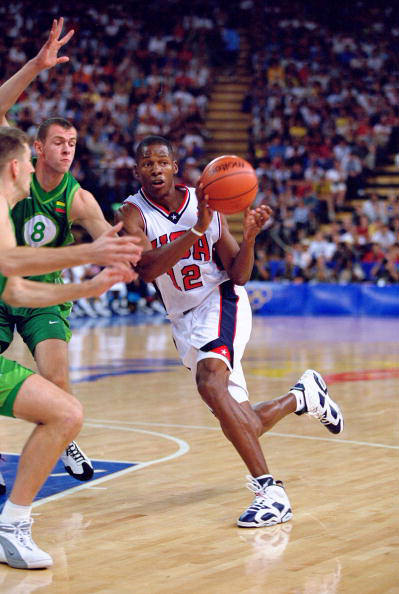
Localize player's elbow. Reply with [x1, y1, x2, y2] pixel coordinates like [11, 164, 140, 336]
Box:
[231, 276, 248, 286]
[228, 270, 250, 286]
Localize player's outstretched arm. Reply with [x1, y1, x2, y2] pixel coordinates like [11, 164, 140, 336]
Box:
[69, 188, 116, 240]
[2, 267, 128, 308]
[0, 18, 74, 125]
[0, 222, 142, 277]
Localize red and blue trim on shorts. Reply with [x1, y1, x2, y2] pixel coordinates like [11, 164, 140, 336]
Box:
[200, 280, 239, 367]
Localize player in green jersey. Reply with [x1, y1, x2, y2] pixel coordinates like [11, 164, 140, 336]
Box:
[0, 126, 140, 569]
[0, 19, 131, 484]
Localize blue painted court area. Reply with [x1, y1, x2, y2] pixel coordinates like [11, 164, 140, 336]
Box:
[0, 455, 137, 506]
[69, 312, 168, 330]
[70, 357, 181, 383]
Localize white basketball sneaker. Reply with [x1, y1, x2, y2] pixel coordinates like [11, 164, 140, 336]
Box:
[292, 369, 344, 434]
[61, 441, 94, 481]
[0, 518, 53, 569]
[237, 475, 293, 528]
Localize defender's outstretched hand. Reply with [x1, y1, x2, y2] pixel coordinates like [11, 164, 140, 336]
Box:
[84, 267, 135, 298]
[89, 222, 142, 267]
[33, 17, 75, 71]
[243, 204, 273, 242]
[0, 17, 75, 126]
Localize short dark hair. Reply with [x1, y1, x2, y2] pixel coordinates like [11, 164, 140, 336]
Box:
[135, 135, 174, 162]
[0, 126, 29, 172]
[36, 117, 75, 142]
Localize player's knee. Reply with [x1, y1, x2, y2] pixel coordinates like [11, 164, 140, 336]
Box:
[196, 370, 223, 408]
[57, 397, 84, 439]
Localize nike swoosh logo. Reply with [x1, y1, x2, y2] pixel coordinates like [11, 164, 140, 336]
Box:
[48, 321, 59, 325]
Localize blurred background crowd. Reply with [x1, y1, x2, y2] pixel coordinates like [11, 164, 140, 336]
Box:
[1, 0, 398, 318]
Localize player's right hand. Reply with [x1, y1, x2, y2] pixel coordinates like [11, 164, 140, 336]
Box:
[90, 223, 142, 267]
[33, 17, 75, 71]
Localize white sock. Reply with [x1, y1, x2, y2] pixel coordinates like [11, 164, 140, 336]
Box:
[0, 499, 32, 523]
[291, 388, 305, 412]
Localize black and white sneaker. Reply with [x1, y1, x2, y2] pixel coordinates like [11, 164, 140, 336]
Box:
[292, 369, 344, 434]
[237, 475, 293, 528]
[60, 441, 94, 481]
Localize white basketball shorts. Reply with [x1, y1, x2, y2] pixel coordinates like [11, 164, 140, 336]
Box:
[170, 280, 252, 403]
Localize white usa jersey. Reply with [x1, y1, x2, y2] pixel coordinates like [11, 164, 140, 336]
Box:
[123, 185, 229, 316]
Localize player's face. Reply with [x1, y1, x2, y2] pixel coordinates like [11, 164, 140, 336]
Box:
[37, 124, 77, 173]
[135, 144, 178, 201]
[16, 144, 35, 200]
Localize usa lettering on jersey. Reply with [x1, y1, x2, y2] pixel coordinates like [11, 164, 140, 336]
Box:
[123, 186, 228, 315]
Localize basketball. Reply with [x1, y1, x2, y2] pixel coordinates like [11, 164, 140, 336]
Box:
[199, 155, 258, 215]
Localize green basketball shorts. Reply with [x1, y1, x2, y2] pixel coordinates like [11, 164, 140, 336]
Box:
[0, 301, 72, 355]
[0, 356, 35, 417]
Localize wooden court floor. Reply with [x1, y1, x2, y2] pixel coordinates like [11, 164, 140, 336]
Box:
[0, 315, 397, 593]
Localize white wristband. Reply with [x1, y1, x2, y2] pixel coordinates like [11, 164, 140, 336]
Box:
[191, 227, 203, 237]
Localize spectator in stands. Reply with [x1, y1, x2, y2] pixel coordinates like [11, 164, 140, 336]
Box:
[370, 222, 397, 250]
[362, 193, 387, 223]
[252, 247, 271, 281]
[324, 159, 347, 218]
[274, 251, 304, 283]
[373, 243, 399, 285]
[308, 231, 336, 263]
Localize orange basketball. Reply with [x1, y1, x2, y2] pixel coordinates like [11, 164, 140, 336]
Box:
[199, 155, 258, 214]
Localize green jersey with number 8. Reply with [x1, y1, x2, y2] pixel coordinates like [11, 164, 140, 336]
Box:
[11, 167, 80, 283]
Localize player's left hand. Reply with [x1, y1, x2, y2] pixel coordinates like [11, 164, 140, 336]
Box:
[243, 204, 273, 242]
[194, 182, 213, 234]
[86, 266, 137, 297]
[33, 18, 75, 71]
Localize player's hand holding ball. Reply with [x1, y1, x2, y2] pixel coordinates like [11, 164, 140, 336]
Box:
[198, 155, 258, 214]
[194, 180, 215, 235]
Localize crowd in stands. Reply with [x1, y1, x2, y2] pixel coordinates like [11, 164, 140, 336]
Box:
[1, 0, 241, 218]
[0, 1, 398, 318]
[244, 1, 399, 286]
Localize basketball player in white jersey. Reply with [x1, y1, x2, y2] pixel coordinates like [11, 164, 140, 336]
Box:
[117, 135, 344, 528]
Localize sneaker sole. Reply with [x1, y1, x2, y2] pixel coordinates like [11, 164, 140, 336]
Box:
[294, 370, 344, 434]
[237, 510, 293, 528]
[0, 542, 53, 569]
[311, 370, 344, 434]
[64, 462, 94, 481]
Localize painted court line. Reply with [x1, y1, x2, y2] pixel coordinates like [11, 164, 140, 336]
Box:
[32, 426, 189, 509]
[86, 418, 399, 451]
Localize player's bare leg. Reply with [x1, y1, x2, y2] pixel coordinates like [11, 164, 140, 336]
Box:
[34, 339, 70, 391]
[34, 339, 93, 481]
[196, 357, 293, 528]
[11, 375, 83, 502]
[0, 374, 82, 569]
[196, 357, 268, 477]
[252, 394, 297, 435]
[254, 369, 344, 436]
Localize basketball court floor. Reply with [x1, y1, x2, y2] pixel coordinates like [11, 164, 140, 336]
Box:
[0, 314, 397, 593]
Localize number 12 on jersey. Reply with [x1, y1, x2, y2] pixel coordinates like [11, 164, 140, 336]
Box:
[151, 232, 211, 293]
